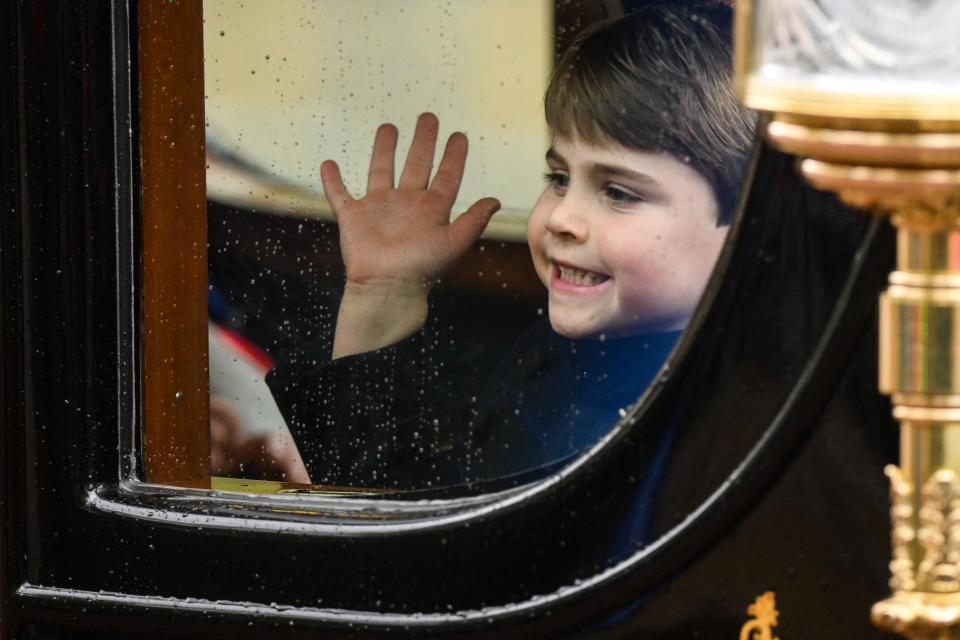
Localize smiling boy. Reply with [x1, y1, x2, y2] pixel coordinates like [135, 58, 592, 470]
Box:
[530, 139, 726, 338]
[266, 2, 755, 490]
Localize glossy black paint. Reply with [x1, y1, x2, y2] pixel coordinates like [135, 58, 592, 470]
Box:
[1, 1, 899, 638]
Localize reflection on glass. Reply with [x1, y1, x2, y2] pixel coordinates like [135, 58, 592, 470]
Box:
[203, 0, 550, 228]
[202, 1, 754, 496]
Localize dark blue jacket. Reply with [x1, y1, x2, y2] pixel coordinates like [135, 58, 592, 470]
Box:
[266, 319, 680, 493]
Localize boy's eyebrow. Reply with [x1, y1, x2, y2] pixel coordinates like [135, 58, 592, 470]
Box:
[547, 147, 665, 191]
[546, 147, 660, 197]
[593, 163, 662, 189]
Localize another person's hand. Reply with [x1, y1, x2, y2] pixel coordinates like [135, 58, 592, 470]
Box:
[210, 396, 311, 484]
[322, 113, 500, 358]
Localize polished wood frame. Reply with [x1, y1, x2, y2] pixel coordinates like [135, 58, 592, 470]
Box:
[138, 0, 210, 483]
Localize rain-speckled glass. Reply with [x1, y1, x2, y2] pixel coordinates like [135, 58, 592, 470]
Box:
[201, 0, 754, 499]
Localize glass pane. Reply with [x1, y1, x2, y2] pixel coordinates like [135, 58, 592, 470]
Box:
[204, 0, 550, 228]
[202, 1, 755, 497]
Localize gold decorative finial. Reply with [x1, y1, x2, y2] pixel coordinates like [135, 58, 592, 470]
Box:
[735, 1, 960, 638]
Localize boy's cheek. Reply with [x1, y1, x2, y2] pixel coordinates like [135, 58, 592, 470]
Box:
[525, 237, 551, 288]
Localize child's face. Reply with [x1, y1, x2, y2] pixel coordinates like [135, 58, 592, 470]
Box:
[527, 135, 728, 339]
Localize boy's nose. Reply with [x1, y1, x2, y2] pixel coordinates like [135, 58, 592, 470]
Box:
[544, 196, 589, 242]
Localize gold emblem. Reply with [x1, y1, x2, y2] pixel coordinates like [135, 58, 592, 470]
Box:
[740, 591, 780, 640]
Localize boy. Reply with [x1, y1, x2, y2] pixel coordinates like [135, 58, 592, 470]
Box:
[266, 2, 755, 491]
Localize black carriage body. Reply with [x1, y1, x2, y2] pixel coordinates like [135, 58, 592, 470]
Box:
[0, 2, 899, 638]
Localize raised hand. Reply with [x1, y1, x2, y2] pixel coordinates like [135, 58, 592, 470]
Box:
[322, 113, 500, 358]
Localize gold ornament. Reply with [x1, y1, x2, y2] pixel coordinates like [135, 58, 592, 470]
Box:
[740, 591, 780, 640]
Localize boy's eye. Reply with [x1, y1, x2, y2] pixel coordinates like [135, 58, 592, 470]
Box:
[604, 184, 645, 204]
[543, 170, 569, 190]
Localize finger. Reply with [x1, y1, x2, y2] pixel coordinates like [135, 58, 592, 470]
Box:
[208, 397, 244, 474]
[281, 455, 311, 485]
[448, 197, 500, 253]
[430, 131, 468, 201]
[367, 123, 398, 192]
[262, 429, 311, 484]
[398, 112, 439, 190]
[276, 441, 311, 484]
[320, 160, 354, 219]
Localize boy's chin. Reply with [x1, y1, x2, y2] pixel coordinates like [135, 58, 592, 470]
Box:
[547, 315, 606, 341]
[548, 313, 688, 340]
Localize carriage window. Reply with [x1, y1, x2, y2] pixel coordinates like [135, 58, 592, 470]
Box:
[203, 0, 551, 491]
[142, 1, 753, 496]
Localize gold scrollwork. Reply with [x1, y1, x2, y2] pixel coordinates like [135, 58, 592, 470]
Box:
[887, 465, 916, 592]
[874, 467, 960, 637]
[740, 591, 780, 640]
[917, 469, 960, 593]
[885, 466, 960, 593]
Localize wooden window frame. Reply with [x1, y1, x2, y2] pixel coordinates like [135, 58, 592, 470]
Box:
[139, 0, 210, 484]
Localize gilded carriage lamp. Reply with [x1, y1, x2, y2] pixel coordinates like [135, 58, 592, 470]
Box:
[734, 1, 960, 637]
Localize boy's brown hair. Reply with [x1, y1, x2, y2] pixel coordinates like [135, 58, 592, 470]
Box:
[544, 1, 755, 224]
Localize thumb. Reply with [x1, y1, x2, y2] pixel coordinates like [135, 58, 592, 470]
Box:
[448, 197, 500, 252]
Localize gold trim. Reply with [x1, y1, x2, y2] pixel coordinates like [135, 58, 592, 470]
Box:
[894, 408, 960, 423]
[873, 591, 960, 639]
[894, 395, 960, 410]
[916, 470, 960, 593]
[798, 160, 960, 217]
[732, 0, 753, 102]
[888, 466, 916, 592]
[896, 227, 960, 272]
[766, 122, 960, 167]
[775, 113, 960, 134]
[890, 273, 960, 289]
[743, 75, 960, 123]
[879, 282, 960, 397]
[739, 591, 780, 640]
[208, 475, 396, 496]
[801, 162, 960, 193]
[875, 469, 960, 637]
[885, 284, 960, 304]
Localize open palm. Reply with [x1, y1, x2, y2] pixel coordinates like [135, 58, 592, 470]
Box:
[321, 113, 500, 292]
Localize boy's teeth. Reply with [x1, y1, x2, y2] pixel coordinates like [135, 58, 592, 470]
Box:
[557, 265, 608, 286]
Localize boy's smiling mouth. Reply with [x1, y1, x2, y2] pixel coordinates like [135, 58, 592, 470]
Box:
[551, 261, 611, 291]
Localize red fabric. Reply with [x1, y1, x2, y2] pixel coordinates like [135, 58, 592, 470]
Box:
[211, 324, 275, 374]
